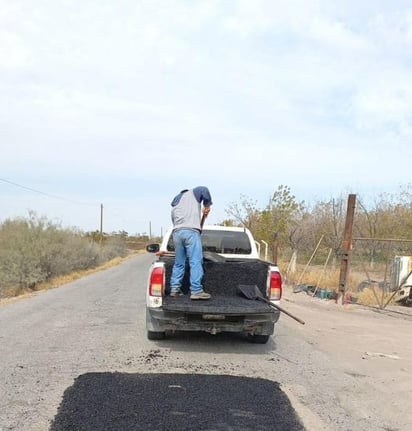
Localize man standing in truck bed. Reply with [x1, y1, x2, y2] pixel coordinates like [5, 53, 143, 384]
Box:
[170, 186, 213, 300]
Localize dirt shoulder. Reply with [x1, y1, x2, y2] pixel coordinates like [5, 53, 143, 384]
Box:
[282, 285, 412, 430]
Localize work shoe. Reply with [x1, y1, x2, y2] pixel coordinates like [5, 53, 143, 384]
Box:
[170, 290, 184, 297]
[190, 291, 211, 300]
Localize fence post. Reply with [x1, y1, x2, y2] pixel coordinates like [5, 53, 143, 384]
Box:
[272, 232, 278, 263]
[338, 194, 356, 305]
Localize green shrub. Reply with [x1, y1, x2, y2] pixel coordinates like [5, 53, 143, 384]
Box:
[0, 212, 129, 298]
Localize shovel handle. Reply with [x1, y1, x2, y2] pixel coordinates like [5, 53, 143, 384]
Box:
[263, 299, 305, 325]
[156, 251, 174, 257]
[200, 213, 207, 229]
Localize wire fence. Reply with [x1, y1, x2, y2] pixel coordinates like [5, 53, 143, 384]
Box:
[348, 238, 412, 309]
[283, 237, 412, 310]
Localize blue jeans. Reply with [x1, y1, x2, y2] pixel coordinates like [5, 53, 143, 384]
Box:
[170, 229, 204, 294]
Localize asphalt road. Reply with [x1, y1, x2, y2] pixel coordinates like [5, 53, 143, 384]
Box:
[1, 254, 409, 430]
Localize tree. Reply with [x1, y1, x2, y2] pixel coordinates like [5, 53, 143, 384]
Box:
[309, 197, 346, 266]
[251, 185, 305, 261]
[266, 185, 305, 260]
[225, 194, 260, 230]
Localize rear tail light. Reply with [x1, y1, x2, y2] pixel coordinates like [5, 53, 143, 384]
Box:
[149, 266, 164, 297]
[269, 271, 282, 300]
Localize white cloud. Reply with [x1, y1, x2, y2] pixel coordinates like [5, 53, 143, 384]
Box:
[354, 74, 412, 136]
[309, 18, 368, 51]
[223, 0, 273, 36]
[0, 30, 29, 68]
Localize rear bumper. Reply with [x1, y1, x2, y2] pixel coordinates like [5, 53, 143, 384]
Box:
[146, 307, 279, 335]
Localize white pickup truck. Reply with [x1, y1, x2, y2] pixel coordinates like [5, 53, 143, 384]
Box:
[145, 225, 283, 343]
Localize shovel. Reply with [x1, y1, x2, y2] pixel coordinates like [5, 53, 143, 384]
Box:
[238, 284, 305, 325]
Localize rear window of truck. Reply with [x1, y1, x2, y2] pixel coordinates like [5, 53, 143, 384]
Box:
[166, 230, 252, 255]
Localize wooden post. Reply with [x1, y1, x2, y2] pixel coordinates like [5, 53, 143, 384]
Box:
[272, 232, 278, 263]
[338, 194, 356, 304]
[296, 234, 324, 286]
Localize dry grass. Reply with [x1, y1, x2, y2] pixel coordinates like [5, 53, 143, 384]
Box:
[355, 287, 395, 307]
[281, 263, 362, 291]
[280, 260, 395, 307]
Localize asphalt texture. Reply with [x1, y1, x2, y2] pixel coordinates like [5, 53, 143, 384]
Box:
[50, 373, 305, 431]
[162, 257, 270, 297]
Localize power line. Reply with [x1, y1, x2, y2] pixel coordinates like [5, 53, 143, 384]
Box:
[0, 177, 98, 207]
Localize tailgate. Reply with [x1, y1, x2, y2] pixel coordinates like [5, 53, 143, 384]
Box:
[162, 295, 275, 314]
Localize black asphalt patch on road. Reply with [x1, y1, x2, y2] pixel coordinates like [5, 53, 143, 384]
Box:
[50, 373, 305, 431]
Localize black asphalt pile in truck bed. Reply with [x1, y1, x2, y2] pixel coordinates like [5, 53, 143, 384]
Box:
[162, 257, 275, 314]
[163, 257, 270, 296]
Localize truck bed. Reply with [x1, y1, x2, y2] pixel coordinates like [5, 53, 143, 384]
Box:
[161, 256, 275, 315]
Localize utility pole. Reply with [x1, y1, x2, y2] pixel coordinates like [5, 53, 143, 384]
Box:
[338, 194, 356, 305]
[100, 203, 103, 235]
[149, 221, 152, 240]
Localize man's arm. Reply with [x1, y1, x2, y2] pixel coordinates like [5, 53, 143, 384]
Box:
[193, 186, 213, 207]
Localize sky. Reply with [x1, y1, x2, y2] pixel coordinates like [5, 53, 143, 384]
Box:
[1, 0, 412, 237]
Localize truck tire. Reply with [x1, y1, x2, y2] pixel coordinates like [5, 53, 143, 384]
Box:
[247, 334, 270, 344]
[147, 330, 166, 340]
[400, 297, 412, 306]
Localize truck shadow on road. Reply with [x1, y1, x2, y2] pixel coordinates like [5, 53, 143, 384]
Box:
[152, 331, 278, 354]
[50, 372, 305, 431]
